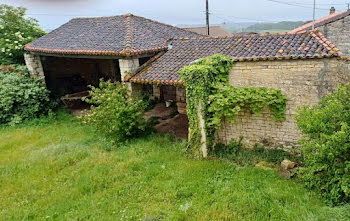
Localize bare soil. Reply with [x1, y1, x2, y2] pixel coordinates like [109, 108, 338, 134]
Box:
[155, 114, 189, 139]
[144, 103, 189, 139]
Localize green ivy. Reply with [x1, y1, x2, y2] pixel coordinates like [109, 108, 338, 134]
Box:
[208, 85, 287, 129]
[180, 54, 287, 155]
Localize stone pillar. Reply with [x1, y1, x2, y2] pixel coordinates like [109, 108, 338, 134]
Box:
[119, 58, 140, 96]
[176, 86, 186, 102]
[24, 52, 45, 85]
[153, 85, 161, 100]
[119, 58, 140, 81]
[176, 86, 187, 114]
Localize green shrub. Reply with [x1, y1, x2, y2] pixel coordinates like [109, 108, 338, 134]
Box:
[0, 65, 54, 125]
[295, 85, 350, 206]
[82, 80, 146, 142]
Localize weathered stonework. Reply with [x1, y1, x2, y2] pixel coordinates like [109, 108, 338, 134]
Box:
[216, 58, 350, 150]
[153, 85, 161, 99]
[119, 58, 140, 81]
[317, 15, 350, 56]
[119, 58, 140, 95]
[176, 86, 186, 102]
[24, 53, 45, 84]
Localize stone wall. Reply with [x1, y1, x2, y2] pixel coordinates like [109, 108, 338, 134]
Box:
[136, 83, 187, 113]
[176, 86, 186, 103]
[24, 53, 45, 83]
[119, 58, 140, 81]
[317, 15, 350, 56]
[216, 58, 350, 150]
[149, 84, 186, 103]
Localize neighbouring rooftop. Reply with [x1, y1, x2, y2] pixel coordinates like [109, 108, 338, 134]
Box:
[184, 26, 233, 37]
[128, 31, 340, 85]
[289, 9, 350, 33]
[25, 14, 202, 57]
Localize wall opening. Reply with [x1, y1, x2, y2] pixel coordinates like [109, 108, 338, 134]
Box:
[160, 85, 176, 101]
[41, 56, 121, 96]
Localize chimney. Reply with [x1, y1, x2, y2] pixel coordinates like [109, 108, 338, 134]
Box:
[330, 7, 336, 15]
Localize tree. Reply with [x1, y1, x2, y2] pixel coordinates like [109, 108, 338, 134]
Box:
[0, 4, 46, 64]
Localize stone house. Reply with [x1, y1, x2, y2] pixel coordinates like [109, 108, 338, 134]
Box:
[24, 14, 201, 95]
[24, 14, 350, 150]
[127, 31, 350, 150]
[290, 7, 350, 56]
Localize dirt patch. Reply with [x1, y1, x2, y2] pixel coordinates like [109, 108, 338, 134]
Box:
[144, 103, 175, 119]
[155, 114, 189, 139]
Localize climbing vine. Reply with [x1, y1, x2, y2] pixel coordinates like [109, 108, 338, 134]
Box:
[179, 54, 287, 156]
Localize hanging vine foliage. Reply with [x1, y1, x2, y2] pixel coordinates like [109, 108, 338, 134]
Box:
[180, 54, 287, 156]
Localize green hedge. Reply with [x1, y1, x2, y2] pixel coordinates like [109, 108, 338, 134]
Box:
[0, 65, 54, 125]
[296, 85, 350, 206]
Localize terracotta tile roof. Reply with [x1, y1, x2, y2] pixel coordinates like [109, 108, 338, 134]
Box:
[129, 31, 340, 85]
[184, 26, 233, 37]
[289, 10, 350, 33]
[25, 14, 202, 57]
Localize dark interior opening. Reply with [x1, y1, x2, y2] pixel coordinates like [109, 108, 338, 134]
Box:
[139, 57, 152, 66]
[41, 56, 121, 96]
[160, 85, 176, 101]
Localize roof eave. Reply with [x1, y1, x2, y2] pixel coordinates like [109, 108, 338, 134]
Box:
[24, 44, 168, 58]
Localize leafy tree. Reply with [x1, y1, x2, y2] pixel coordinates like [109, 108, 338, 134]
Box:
[295, 85, 350, 206]
[0, 4, 46, 64]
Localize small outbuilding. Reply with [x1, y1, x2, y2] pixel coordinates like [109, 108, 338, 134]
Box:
[128, 31, 350, 150]
[24, 14, 350, 150]
[24, 14, 201, 95]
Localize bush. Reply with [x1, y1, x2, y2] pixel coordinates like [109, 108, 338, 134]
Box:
[82, 80, 146, 142]
[295, 85, 350, 206]
[0, 65, 55, 125]
[0, 4, 46, 64]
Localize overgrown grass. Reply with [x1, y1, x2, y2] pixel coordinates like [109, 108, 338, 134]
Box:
[0, 111, 349, 220]
[212, 140, 301, 167]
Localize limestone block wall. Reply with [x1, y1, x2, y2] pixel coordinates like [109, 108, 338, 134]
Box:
[317, 16, 350, 56]
[24, 53, 45, 83]
[176, 86, 186, 102]
[216, 58, 350, 150]
[119, 58, 140, 81]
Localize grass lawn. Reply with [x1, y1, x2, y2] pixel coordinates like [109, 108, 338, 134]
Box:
[0, 111, 349, 220]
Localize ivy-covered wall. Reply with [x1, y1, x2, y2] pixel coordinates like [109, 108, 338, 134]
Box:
[217, 58, 350, 150]
[180, 54, 288, 157]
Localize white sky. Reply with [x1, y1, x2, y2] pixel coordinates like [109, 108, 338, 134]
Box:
[1, 0, 349, 30]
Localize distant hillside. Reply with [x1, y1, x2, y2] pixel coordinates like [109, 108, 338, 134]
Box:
[244, 21, 305, 33]
[178, 21, 305, 35]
